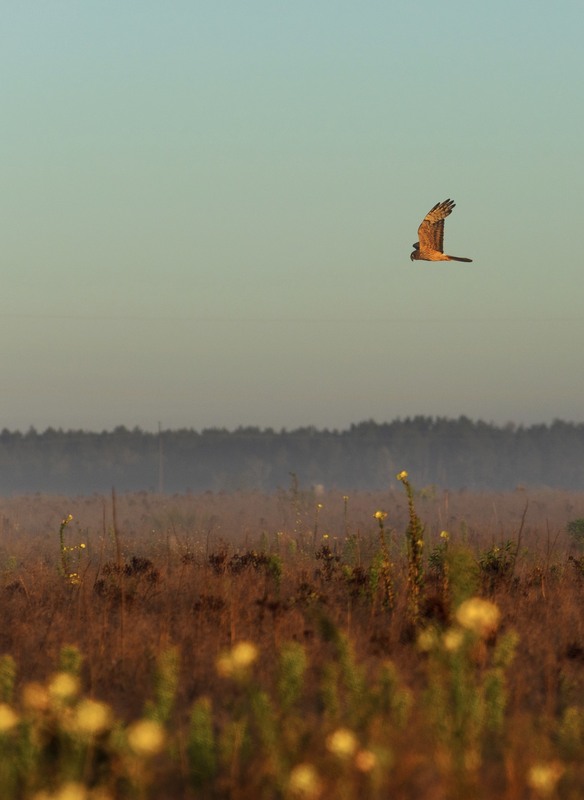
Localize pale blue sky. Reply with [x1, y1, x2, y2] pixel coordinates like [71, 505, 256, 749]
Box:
[2, 2, 583, 431]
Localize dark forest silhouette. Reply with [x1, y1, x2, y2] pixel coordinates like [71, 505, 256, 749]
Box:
[1, 416, 583, 494]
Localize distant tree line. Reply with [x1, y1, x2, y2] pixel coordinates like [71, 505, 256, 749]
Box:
[0, 417, 583, 494]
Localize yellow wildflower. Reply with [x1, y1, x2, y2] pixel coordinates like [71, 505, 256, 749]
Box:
[52, 783, 88, 800]
[396, 470, 408, 481]
[0, 703, 19, 732]
[417, 628, 439, 652]
[456, 597, 501, 638]
[374, 511, 388, 520]
[440, 530, 449, 540]
[230, 641, 257, 667]
[527, 761, 564, 797]
[127, 719, 165, 757]
[31, 783, 89, 800]
[287, 763, 322, 799]
[326, 727, 358, 758]
[216, 641, 258, 679]
[355, 749, 377, 772]
[75, 699, 113, 736]
[48, 672, 80, 703]
[443, 628, 465, 652]
[22, 682, 50, 712]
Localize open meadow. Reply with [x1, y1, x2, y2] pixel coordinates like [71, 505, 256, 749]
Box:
[0, 477, 582, 799]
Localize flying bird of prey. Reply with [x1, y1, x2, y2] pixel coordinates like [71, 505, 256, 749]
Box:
[410, 199, 472, 262]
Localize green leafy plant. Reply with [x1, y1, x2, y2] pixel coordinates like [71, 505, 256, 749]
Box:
[58, 514, 86, 585]
[396, 471, 425, 629]
[567, 518, 584, 549]
[419, 597, 518, 792]
[373, 511, 395, 611]
[479, 540, 515, 590]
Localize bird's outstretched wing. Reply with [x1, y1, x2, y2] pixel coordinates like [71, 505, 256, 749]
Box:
[417, 198, 456, 254]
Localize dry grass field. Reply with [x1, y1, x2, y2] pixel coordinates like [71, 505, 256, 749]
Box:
[0, 478, 582, 799]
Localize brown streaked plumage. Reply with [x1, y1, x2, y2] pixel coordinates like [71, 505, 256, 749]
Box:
[410, 199, 472, 262]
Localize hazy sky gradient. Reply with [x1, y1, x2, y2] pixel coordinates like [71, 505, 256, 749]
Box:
[2, 2, 583, 431]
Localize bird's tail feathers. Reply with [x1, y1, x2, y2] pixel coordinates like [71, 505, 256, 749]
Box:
[447, 255, 473, 262]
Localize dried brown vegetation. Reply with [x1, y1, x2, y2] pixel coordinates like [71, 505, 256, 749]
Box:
[0, 486, 583, 798]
